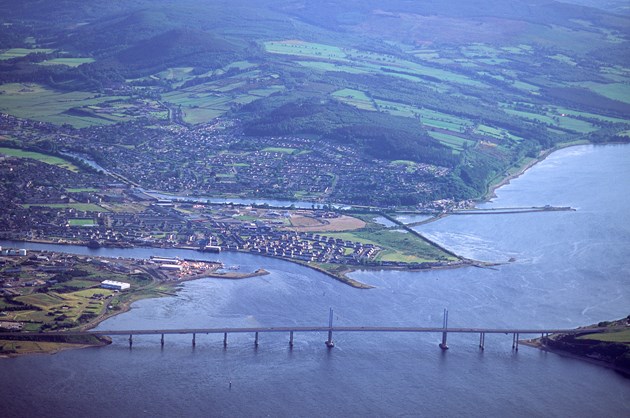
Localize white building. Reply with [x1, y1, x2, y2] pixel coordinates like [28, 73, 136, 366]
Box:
[159, 264, 183, 271]
[100, 280, 131, 291]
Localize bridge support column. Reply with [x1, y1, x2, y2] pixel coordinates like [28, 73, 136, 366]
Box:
[289, 331, 294, 348]
[439, 308, 449, 350]
[325, 307, 334, 348]
[192, 333, 196, 347]
[128, 334, 133, 348]
[161, 333, 164, 347]
[223, 332, 228, 347]
[254, 332, 259, 347]
[479, 332, 485, 350]
[512, 333, 520, 350]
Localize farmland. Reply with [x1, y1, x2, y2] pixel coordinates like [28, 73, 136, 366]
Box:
[0, 0, 627, 208]
[0, 147, 79, 171]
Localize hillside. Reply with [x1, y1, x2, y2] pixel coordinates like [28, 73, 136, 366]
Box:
[0, 0, 628, 207]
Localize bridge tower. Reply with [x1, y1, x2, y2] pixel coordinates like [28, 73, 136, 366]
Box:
[439, 308, 449, 350]
[325, 308, 335, 348]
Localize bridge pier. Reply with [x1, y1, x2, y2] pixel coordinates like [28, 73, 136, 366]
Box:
[223, 332, 228, 347]
[439, 308, 449, 350]
[325, 308, 335, 348]
[479, 332, 485, 350]
[254, 332, 259, 347]
[192, 333, 196, 347]
[289, 331, 294, 348]
[512, 333, 520, 351]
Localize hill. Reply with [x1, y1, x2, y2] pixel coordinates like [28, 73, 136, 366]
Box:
[0, 0, 628, 206]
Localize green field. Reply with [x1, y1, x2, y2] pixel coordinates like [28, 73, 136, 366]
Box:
[265, 40, 347, 60]
[162, 73, 285, 124]
[326, 218, 456, 264]
[0, 83, 124, 127]
[269, 39, 485, 88]
[0, 147, 79, 171]
[68, 218, 96, 226]
[15, 293, 67, 309]
[504, 108, 597, 133]
[428, 131, 473, 151]
[38, 57, 95, 67]
[578, 330, 630, 344]
[0, 48, 54, 60]
[551, 107, 629, 124]
[332, 89, 376, 111]
[262, 147, 298, 154]
[576, 81, 630, 104]
[65, 188, 99, 193]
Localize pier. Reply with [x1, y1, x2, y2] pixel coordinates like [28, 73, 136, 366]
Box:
[449, 205, 575, 215]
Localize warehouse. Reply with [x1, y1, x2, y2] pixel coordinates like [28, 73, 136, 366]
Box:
[100, 280, 131, 291]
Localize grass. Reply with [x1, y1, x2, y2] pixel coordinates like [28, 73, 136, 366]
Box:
[326, 218, 455, 264]
[332, 88, 376, 111]
[551, 107, 629, 124]
[161, 74, 285, 124]
[428, 131, 473, 151]
[578, 330, 630, 344]
[66, 188, 98, 193]
[0, 147, 79, 171]
[504, 108, 597, 134]
[68, 218, 96, 226]
[575, 82, 630, 104]
[262, 147, 297, 154]
[265, 40, 347, 60]
[0, 83, 124, 127]
[0, 48, 54, 60]
[15, 293, 67, 309]
[38, 57, 95, 67]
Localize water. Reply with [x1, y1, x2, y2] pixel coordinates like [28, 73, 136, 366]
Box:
[1, 144, 630, 417]
[144, 190, 335, 209]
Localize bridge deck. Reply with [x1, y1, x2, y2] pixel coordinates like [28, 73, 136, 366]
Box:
[0, 326, 612, 338]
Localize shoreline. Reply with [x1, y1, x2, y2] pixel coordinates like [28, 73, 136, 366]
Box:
[482, 140, 590, 201]
[520, 338, 630, 378]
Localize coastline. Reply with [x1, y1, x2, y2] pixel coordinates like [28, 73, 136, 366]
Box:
[482, 140, 590, 201]
[520, 338, 630, 378]
[1, 141, 617, 358]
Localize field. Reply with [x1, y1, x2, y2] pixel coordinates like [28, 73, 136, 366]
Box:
[266, 40, 486, 89]
[332, 89, 376, 111]
[262, 147, 298, 154]
[503, 107, 598, 134]
[324, 215, 456, 263]
[38, 57, 95, 67]
[161, 67, 285, 124]
[287, 215, 366, 232]
[0, 83, 125, 127]
[578, 330, 630, 344]
[68, 218, 96, 226]
[0, 48, 54, 60]
[576, 81, 630, 104]
[0, 147, 79, 171]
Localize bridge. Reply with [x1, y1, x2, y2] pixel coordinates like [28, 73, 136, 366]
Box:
[0, 309, 611, 352]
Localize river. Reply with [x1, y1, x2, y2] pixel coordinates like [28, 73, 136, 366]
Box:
[1, 144, 629, 417]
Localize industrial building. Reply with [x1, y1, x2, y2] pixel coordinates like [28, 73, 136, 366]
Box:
[100, 280, 131, 291]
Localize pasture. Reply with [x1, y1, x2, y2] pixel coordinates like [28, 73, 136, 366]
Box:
[0, 48, 54, 60]
[38, 57, 95, 67]
[0, 83, 124, 127]
[0, 147, 79, 172]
